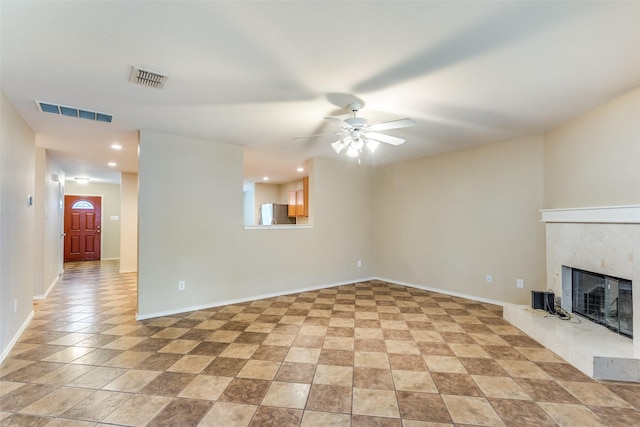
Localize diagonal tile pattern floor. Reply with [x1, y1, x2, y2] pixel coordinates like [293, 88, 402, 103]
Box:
[2, 260, 640, 426]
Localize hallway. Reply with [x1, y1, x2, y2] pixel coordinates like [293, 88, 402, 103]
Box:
[1, 260, 640, 426]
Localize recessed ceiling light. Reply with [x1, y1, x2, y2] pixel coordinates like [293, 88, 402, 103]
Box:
[262, 176, 269, 181]
[108, 162, 117, 167]
[111, 143, 122, 150]
[74, 177, 90, 184]
[297, 167, 304, 172]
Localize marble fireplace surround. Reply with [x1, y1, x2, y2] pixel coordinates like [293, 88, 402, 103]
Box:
[504, 205, 640, 382]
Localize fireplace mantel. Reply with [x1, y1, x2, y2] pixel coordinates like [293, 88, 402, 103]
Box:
[540, 205, 640, 224]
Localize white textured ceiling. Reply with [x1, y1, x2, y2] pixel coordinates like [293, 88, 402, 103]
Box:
[2, 1, 639, 184]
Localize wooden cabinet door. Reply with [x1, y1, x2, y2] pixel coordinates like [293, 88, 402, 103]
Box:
[288, 191, 296, 216]
[289, 176, 309, 218]
[302, 176, 309, 217]
[295, 190, 304, 216]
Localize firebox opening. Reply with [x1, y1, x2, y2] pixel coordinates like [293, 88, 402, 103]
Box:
[571, 268, 633, 338]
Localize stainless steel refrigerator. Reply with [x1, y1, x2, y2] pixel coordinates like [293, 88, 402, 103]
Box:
[259, 203, 294, 225]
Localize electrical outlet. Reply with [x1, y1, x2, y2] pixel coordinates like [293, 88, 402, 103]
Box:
[517, 279, 524, 288]
[357, 260, 362, 268]
[13, 299, 17, 312]
[178, 280, 186, 291]
[486, 274, 492, 283]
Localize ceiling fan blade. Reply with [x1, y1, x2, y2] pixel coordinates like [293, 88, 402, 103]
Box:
[324, 116, 351, 129]
[292, 132, 342, 140]
[369, 118, 416, 131]
[366, 132, 405, 146]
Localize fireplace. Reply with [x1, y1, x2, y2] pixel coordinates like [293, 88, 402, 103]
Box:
[571, 268, 632, 338]
[504, 205, 640, 382]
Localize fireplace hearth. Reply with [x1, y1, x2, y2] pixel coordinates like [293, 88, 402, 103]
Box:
[571, 268, 633, 338]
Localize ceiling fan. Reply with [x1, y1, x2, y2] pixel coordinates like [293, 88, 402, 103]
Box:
[298, 103, 416, 158]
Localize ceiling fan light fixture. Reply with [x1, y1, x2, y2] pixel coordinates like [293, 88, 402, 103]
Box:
[366, 139, 380, 153]
[306, 99, 416, 160]
[351, 138, 364, 150]
[331, 140, 345, 154]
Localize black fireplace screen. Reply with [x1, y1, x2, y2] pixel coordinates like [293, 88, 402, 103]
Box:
[572, 268, 633, 338]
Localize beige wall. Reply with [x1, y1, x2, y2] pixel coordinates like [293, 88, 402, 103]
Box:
[0, 89, 36, 360]
[375, 135, 546, 305]
[33, 148, 65, 297]
[243, 183, 256, 225]
[544, 88, 640, 209]
[33, 149, 45, 297]
[65, 181, 121, 260]
[137, 131, 374, 317]
[120, 172, 138, 273]
[255, 183, 283, 204]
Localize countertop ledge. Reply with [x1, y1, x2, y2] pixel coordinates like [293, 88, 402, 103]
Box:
[244, 224, 314, 230]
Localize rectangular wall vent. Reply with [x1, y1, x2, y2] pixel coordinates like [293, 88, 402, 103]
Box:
[129, 66, 167, 89]
[35, 101, 113, 123]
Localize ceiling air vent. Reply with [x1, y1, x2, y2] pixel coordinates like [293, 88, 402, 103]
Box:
[129, 66, 167, 89]
[35, 101, 113, 123]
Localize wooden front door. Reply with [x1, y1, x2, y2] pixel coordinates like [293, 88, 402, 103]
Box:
[64, 195, 102, 261]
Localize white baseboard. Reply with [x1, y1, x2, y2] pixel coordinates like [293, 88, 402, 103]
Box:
[136, 277, 376, 320]
[119, 269, 137, 274]
[136, 276, 505, 320]
[136, 276, 506, 321]
[374, 276, 506, 307]
[33, 274, 61, 300]
[0, 310, 35, 365]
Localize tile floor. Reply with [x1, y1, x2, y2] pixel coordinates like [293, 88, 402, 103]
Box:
[2, 260, 640, 426]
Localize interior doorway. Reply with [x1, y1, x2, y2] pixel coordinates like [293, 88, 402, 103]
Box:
[64, 195, 102, 261]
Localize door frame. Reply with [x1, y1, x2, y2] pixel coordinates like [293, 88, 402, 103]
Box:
[64, 193, 104, 261]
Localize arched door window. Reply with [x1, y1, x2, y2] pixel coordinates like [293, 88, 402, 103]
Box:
[71, 200, 94, 209]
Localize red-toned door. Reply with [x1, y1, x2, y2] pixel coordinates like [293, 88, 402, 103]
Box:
[64, 195, 101, 261]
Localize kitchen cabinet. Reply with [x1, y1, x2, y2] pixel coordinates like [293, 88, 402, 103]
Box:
[295, 189, 304, 216]
[289, 176, 309, 217]
[288, 191, 297, 217]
